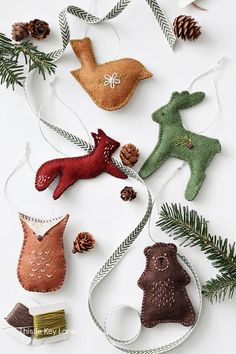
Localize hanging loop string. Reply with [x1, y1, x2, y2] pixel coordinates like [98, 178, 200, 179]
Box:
[84, 0, 122, 60]
[187, 57, 225, 134]
[24, 74, 91, 156]
[4, 143, 31, 211]
[47, 0, 175, 63]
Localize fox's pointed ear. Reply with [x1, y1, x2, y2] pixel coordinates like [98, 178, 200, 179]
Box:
[91, 132, 98, 144]
[97, 128, 105, 135]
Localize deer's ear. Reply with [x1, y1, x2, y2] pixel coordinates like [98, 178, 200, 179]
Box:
[173, 91, 205, 110]
[170, 91, 179, 101]
[188, 92, 205, 107]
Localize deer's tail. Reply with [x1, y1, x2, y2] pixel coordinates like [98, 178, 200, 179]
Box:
[35, 160, 61, 192]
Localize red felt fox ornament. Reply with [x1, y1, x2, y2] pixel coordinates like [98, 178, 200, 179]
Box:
[35, 129, 127, 199]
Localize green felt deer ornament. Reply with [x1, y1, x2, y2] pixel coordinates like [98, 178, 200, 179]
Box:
[139, 91, 221, 201]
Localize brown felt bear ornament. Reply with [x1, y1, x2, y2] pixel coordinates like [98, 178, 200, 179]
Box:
[138, 243, 196, 327]
[70, 37, 152, 111]
[17, 213, 69, 292]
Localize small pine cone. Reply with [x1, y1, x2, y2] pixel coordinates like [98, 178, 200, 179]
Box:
[72, 232, 95, 254]
[120, 186, 137, 201]
[173, 15, 201, 41]
[120, 144, 139, 167]
[11, 22, 29, 42]
[28, 19, 50, 40]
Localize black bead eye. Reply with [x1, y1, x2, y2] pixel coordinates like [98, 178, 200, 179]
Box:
[161, 112, 165, 116]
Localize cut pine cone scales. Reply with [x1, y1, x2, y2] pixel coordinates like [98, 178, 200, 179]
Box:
[173, 15, 201, 41]
[120, 144, 139, 167]
[72, 232, 95, 254]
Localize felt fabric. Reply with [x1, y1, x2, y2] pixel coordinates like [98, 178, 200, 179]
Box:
[35, 129, 127, 200]
[139, 91, 221, 201]
[17, 214, 69, 292]
[70, 37, 152, 111]
[138, 243, 196, 328]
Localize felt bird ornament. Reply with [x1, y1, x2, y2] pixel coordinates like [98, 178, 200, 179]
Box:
[70, 37, 152, 111]
[35, 129, 127, 199]
[139, 91, 221, 201]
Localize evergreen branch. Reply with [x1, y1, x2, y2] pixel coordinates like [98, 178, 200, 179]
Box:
[202, 274, 236, 303]
[13, 40, 56, 79]
[0, 32, 14, 56]
[0, 33, 56, 89]
[157, 203, 236, 276]
[0, 57, 25, 88]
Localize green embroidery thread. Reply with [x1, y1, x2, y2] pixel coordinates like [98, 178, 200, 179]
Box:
[139, 91, 221, 201]
[33, 309, 66, 339]
[174, 135, 193, 149]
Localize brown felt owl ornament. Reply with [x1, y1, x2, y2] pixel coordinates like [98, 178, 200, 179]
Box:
[17, 213, 69, 292]
[70, 37, 152, 111]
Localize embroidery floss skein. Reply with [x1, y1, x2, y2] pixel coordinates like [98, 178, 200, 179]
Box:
[33, 309, 67, 339]
[5, 303, 34, 338]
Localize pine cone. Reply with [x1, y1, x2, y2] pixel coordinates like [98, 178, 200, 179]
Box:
[11, 22, 29, 42]
[72, 232, 95, 254]
[173, 15, 201, 41]
[120, 144, 139, 167]
[28, 19, 50, 40]
[120, 186, 137, 201]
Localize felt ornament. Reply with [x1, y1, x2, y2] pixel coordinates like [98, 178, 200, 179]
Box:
[17, 213, 69, 292]
[70, 37, 152, 111]
[139, 91, 221, 201]
[138, 243, 196, 328]
[35, 129, 127, 200]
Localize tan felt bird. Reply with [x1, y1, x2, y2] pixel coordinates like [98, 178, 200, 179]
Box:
[70, 37, 152, 111]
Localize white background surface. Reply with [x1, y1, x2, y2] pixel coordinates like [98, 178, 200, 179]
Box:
[0, 0, 236, 353]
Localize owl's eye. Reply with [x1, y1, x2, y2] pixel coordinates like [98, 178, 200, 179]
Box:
[106, 141, 109, 145]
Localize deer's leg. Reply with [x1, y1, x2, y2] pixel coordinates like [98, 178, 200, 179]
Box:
[185, 161, 206, 201]
[139, 144, 169, 179]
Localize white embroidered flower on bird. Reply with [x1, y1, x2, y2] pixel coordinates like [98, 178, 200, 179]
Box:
[103, 72, 121, 88]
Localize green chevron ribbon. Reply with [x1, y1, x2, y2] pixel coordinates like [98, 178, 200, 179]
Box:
[40, 118, 202, 353]
[48, 0, 176, 61]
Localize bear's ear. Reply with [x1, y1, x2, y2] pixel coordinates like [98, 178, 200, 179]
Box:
[168, 243, 177, 253]
[144, 246, 151, 256]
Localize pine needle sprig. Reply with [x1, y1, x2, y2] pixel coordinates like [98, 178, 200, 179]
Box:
[0, 32, 14, 56]
[157, 203, 236, 276]
[0, 33, 56, 89]
[0, 32, 25, 88]
[13, 40, 56, 79]
[156, 203, 236, 302]
[202, 274, 236, 303]
[0, 58, 24, 88]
